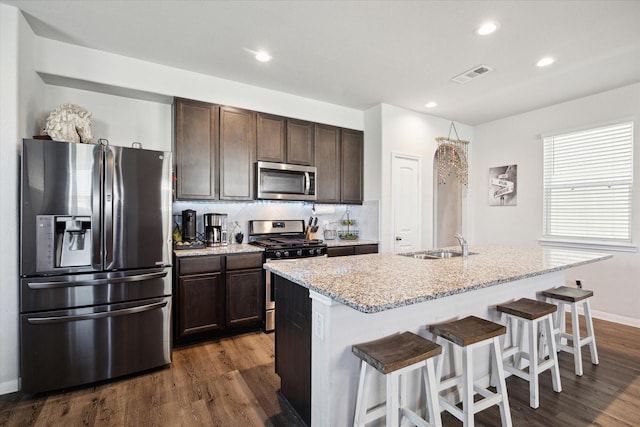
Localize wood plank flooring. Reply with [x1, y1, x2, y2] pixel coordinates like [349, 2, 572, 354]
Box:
[1, 316, 638, 426]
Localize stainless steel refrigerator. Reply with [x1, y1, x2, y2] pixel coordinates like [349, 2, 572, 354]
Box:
[19, 138, 173, 393]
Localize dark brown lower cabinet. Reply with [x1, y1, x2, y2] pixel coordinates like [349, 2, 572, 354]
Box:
[275, 275, 311, 426]
[327, 243, 379, 257]
[226, 268, 263, 327]
[174, 253, 263, 344]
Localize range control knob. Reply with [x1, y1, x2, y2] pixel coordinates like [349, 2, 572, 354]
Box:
[296, 250, 303, 256]
[275, 251, 282, 258]
[309, 248, 315, 256]
[316, 248, 323, 255]
[283, 250, 289, 257]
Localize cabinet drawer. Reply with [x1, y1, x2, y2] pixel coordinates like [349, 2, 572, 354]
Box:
[354, 244, 378, 255]
[179, 255, 222, 275]
[327, 246, 355, 257]
[226, 253, 264, 270]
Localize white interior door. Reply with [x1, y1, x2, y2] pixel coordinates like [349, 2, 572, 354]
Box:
[391, 154, 421, 253]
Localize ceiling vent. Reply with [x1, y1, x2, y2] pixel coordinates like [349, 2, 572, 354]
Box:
[450, 64, 495, 84]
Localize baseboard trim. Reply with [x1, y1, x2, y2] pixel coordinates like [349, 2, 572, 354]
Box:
[0, 378, 19, 396]
[575, 307, 640, 328]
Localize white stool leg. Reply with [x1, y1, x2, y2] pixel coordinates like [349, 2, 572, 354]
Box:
[570, 302, 583, 376]
[528, 319, 540, 409]
[491, 336, 513, 427]
[387, 370, 400, 426]
[584, 299, 599, 366]
[557, 301, 566, 348]
[424, 358, 443, 427]
[353, 360, 368, 427]
[461, 345, 474, 427]
[545, 314, 562, 393]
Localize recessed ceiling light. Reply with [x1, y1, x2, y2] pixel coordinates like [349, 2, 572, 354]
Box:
[477, 21, 499, 35]
[255, 51, 272, 62]
[425, 102, 438, 108]
[535, 56, 556, 67]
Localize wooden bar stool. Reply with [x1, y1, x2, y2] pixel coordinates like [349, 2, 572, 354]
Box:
[428, 316, 512, 427]
[352, 331, 443, 427]
[542, 285, 599, 376]
[495, 298, 562, 409]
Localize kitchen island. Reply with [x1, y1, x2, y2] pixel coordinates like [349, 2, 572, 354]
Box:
[264, 245, 612, 426]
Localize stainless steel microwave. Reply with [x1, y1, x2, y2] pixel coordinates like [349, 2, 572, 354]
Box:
[256, 161, 317, 201]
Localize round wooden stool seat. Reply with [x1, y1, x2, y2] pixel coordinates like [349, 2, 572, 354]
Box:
[429, 315, 506, 347]
[497, 297, 557, 319]
[542, 286, 593, 302]
[352, 331, 442, 374]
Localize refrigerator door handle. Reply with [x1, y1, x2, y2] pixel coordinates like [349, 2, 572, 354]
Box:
[27, 301, 168, 325]
[104, 147, 115, 269]
[26, 270, 169, 290]
[92, 146, 104, 270]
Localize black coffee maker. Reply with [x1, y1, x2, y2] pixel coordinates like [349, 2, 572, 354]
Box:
[204, 213, 228, 247]
[181, 209, 197, 241]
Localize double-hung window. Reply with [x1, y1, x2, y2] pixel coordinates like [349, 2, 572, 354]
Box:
[542, 121, 634, 249]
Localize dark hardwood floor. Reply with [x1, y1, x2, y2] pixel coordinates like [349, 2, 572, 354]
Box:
[1, 316, 638, 426]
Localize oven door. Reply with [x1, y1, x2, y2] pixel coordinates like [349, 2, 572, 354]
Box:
[264, 256, 325, 332]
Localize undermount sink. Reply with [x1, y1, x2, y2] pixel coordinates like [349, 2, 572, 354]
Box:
[399, 249, 476, 259]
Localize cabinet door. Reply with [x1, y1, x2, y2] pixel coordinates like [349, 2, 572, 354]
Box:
[341, 129, 364, 204]
[314, 124, 341, 203]
[174, 99, 219, 200]
[286, 119, 314, 165]
[177, 272, 224, 338]
[219, 106, 256, 200]
[256, 113, 286, 163]
[226, 268, 263, 327]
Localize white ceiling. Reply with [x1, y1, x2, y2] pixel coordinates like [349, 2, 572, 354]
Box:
[3, 0, 640, 125]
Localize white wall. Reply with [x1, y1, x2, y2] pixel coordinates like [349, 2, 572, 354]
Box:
[374, 104, 472, 253]
[0, 3, 45, 394]
[43, 85, 172, 152]
[469, 83, 640, 325]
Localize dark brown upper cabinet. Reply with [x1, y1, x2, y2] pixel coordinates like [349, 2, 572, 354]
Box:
[257, 113, 314, 166]
[219, 106, 256, 200]
[314, 124, 341, 203]
[340, 129, 364, 204]
[315, 126, 364, 204]
[174, 98, 219, 200]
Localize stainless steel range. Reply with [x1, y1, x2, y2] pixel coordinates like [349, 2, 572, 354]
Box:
[249, 220, 327, 332]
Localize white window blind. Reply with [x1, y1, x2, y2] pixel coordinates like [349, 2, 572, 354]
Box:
[543, 122, 633, 243]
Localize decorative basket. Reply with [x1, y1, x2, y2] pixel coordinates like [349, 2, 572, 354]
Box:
[338, 230, 359, 240]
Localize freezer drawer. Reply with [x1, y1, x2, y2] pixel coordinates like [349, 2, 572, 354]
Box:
[20, 267, 171, 313]
[20, 296, 171, 393]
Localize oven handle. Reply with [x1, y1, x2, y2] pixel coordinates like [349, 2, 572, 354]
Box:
[27, 271, 168, 290]
[26, 301, 168, 325]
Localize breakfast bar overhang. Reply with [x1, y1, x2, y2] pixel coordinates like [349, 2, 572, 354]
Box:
[265, 245, 612, 426]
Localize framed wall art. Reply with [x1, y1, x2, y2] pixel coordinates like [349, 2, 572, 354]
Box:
[489, 164, 517, 206]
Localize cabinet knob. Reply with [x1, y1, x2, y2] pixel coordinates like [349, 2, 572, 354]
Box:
[395, 236, 402, 241]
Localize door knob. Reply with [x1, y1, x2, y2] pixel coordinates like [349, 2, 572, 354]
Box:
[395, 236, 402, 241]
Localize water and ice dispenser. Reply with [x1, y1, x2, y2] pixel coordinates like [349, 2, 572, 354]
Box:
[36, 215, 92, 272]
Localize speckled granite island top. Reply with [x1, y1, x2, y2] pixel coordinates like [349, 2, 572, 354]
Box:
[264, 245, 612, 313]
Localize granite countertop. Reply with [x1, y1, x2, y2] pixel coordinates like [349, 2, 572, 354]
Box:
[174, 244, 263, 257]
[264, 245, 612, 313]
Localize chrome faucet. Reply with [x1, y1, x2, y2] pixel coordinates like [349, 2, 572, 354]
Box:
[455, 234, 468, 258]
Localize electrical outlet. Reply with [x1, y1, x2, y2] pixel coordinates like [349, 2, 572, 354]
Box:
[313, 312, 324, 340]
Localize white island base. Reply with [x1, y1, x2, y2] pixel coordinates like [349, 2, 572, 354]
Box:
[308, 270, 564, 427]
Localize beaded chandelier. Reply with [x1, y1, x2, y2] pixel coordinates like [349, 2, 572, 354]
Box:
[435, 123, 469, 186]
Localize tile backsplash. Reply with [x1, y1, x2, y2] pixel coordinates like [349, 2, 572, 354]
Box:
[172, 200, 380, 244]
